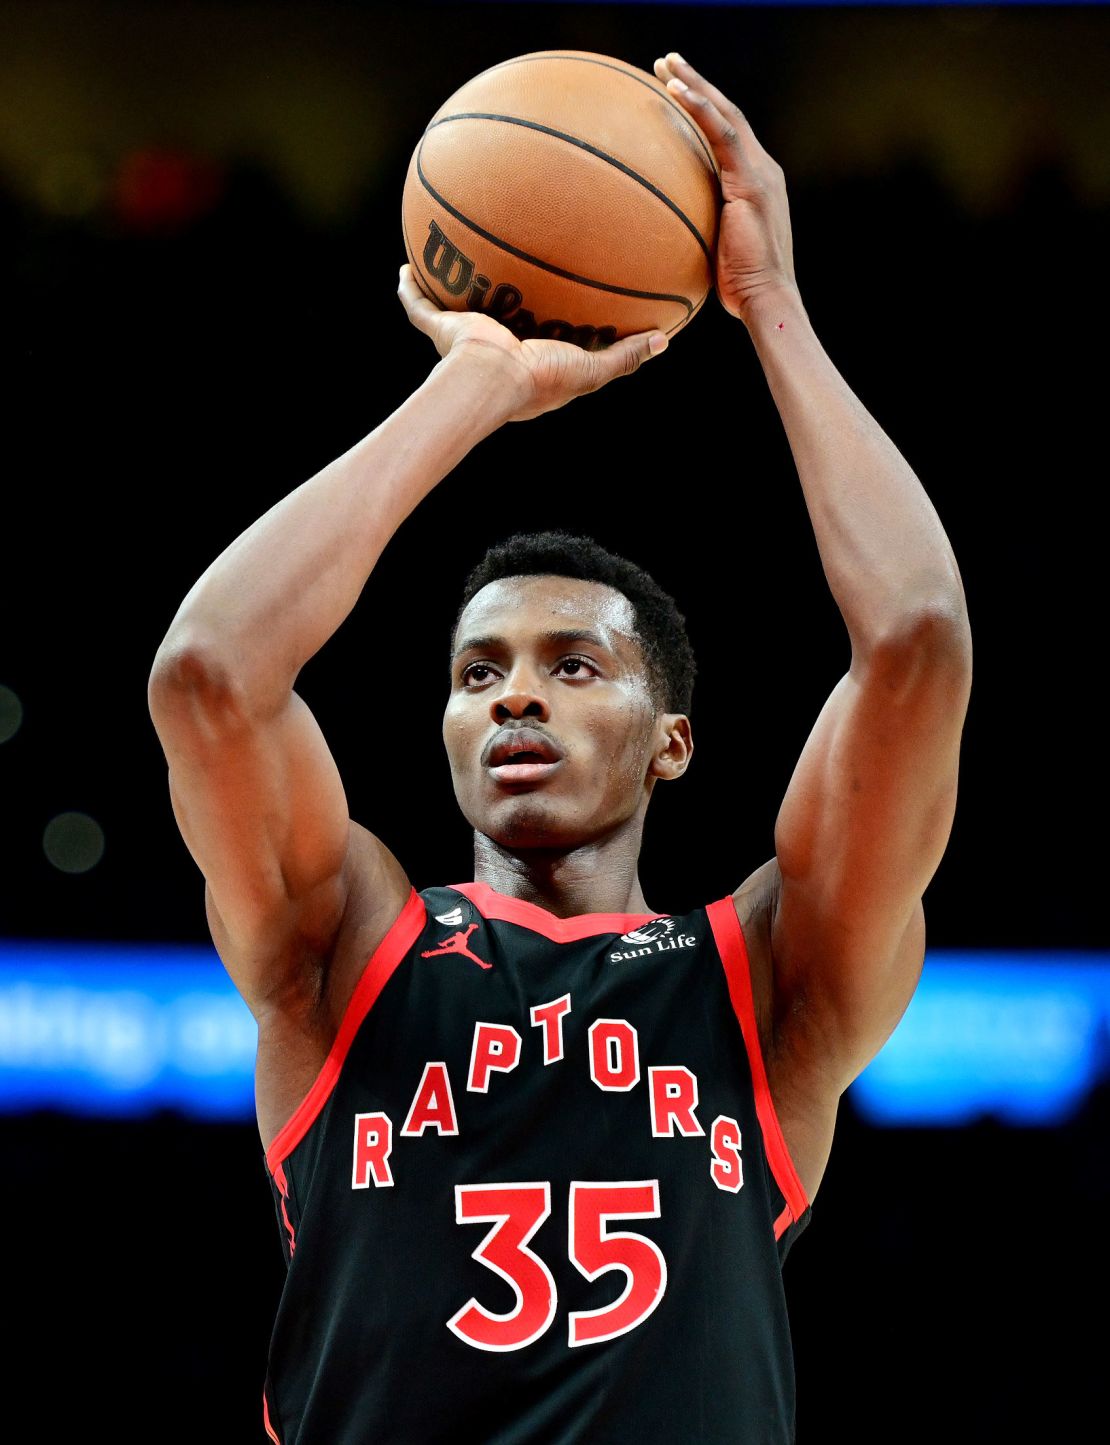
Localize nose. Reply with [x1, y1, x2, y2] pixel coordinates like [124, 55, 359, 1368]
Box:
[491, 666, 551, 724]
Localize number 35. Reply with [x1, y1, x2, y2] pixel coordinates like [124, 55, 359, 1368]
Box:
[446, 1179, 667, 1352]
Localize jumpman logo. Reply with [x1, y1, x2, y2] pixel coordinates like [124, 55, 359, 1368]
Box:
[421, 923, 492, 971]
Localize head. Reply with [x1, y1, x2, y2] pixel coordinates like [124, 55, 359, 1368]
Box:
[444, 532, 696, 854]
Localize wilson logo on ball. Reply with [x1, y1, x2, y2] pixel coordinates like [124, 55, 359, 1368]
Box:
[422, 220, 618, 351]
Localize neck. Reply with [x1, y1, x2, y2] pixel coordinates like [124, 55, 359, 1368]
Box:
[472, 830, 652, 918]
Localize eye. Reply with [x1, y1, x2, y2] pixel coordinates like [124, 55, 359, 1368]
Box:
[461, 662, 500, 688]
[555, 655, 599, 679]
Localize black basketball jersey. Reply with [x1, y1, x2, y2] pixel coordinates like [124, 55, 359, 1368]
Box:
[261, 883, 812, 1445]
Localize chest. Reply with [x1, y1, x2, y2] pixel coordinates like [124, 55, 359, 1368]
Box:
[314, 909, 757, 1203]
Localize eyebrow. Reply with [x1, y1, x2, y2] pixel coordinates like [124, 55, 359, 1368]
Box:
[451, 628, 611, 663]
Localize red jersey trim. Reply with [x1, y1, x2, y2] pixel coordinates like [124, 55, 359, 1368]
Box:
[706, 896, 810, 1230]
[264, 888, 426, 1175]
[450, 880, 665, 942]
[262, 1386, 281, 1444]
[272, 1161, 297, 1255]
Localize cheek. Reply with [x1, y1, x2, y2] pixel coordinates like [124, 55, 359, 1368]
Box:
[587, 695, 655, 793]
[442, 702, 475, 777]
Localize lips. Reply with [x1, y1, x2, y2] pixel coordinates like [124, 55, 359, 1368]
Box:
[483, 726, 565, 786]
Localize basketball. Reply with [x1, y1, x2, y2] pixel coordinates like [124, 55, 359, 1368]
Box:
[401, 51, 720, 350]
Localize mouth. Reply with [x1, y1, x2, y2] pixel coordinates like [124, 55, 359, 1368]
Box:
[485, 725, 565, 786]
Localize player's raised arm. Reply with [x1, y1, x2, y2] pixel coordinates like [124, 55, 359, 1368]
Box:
[148, 272, 666, 1024]
[656, 55, 972, 1116]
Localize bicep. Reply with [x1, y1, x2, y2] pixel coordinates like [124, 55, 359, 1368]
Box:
[771, 616, 971, 1086]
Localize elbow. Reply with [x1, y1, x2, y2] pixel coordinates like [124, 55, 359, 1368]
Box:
[863, 597, 972, 699]
[149, 615, 294, 734]
[878, 580, 971, 661]
[148, 633, 245, 728]
[891, 593, 971, 657]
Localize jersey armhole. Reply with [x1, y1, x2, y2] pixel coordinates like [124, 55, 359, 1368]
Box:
[705, 896, 810, 1237]
[264, 888, 426, 1175]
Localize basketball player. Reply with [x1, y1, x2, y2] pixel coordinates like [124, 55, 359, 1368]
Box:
[149, 55, 971, 1444]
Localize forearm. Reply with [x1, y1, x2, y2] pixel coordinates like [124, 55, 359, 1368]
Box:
[744, 287, 968, 651]
[155, 348, 516, 709]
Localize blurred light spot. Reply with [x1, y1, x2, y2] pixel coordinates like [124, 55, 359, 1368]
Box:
[0, 685, 22, 743]
[43, 812, 105, 874]
[0, 944, 256, 1120]
[110, 146, 225, 234]
[851, 954, 1110, 1125]
[34, 150, 105, 219]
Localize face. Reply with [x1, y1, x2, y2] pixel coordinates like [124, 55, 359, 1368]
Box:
[443, 575, 691, 851]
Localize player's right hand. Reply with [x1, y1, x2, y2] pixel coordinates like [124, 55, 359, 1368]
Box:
[397, 264, 667, 423]
[652, 54, 798, 326]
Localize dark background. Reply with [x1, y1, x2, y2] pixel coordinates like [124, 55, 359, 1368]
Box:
[2, 2, 1106, 1440]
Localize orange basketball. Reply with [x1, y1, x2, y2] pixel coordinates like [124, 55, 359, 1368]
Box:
[401, 51, 720, 350]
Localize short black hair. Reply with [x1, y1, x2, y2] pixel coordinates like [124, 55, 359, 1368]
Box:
[457, 531, 696, 715]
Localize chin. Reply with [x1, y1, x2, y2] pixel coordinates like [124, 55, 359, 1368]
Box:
[478, 796, 583, 851]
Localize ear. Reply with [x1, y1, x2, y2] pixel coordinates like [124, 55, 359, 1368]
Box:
[649, 714, 693, 782]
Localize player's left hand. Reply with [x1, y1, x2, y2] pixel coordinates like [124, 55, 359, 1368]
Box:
[397, 265, 667, 424]
[653, 53, 798, 324]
